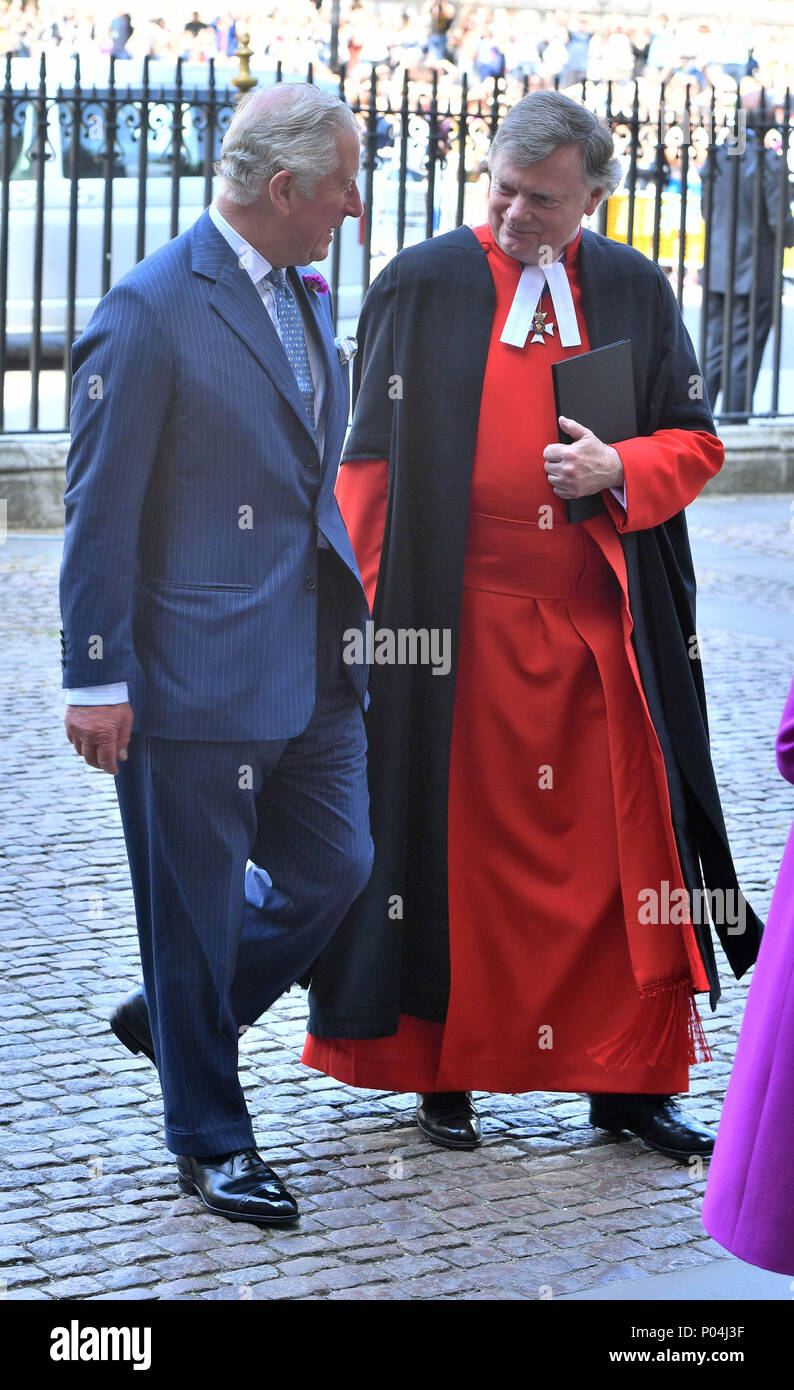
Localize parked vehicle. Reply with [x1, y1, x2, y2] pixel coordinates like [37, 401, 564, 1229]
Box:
[2, 56, 365, 364]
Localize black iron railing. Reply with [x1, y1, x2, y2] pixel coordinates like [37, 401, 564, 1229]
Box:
[2, 52, 792, 431]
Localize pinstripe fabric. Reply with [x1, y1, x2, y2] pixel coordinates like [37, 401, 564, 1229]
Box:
[115, 567, 372, 1155]
[60, 208, 369, 741]
[265, 267, 317, 432]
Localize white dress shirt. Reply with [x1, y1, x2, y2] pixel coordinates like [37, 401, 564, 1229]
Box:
[66, 204, 329, 707]
[500, 234, 626, 512]
[207, 202, 327, 456]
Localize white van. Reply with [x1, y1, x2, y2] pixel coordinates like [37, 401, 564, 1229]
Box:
[4, 56, 365, 361]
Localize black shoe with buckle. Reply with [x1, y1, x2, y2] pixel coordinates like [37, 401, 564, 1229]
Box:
[416, 1091, 482, 1150]
[109, 987, 156, 1065]
[175, 1149, 300, 1225]
[588, 1092, 716, 1161]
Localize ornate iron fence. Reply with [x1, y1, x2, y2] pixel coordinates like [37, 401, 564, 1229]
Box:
[2, 52, 792, 430]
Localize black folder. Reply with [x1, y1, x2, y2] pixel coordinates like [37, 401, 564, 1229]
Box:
[551, 339, 636, 523]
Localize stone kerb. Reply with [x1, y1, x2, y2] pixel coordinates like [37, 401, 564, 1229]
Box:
[1, 425, 793, 529]
[1, 434, 70, 530]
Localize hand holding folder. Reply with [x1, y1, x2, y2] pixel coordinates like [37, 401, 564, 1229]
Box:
[550, 340, 637, 523]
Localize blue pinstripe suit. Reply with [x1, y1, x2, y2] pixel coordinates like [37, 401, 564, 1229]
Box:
[60, 210, 373, 1156]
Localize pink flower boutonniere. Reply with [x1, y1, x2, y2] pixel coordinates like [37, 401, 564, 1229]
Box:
[301, 272, 330, 295]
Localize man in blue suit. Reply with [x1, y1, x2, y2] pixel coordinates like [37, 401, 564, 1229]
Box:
[59, 83, 372, 1226]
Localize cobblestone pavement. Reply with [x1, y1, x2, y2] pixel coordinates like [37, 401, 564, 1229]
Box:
[2, 494, 793, 1302]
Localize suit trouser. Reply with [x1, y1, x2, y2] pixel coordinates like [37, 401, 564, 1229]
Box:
[115, 573, 372, 1156]
[704, 288, 773, 420]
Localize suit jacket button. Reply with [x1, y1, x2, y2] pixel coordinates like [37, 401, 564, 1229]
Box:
[304, 575, 318, 590]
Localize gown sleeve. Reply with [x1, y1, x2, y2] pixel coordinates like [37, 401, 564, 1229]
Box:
[336, 256, 399, 610]
[343, 257, 398, 463]
[603, 428, 724, 532]
[335, 458, 389, 611]
[601, 263, 725, 533]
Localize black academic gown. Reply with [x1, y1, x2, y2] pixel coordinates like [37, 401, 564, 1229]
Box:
[306, 226, 763, 1040]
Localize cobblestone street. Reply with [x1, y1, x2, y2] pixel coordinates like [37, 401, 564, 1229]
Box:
[2, 493, 793, 1302]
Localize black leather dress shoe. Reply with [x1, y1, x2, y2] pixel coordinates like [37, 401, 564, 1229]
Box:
[416, 1092, 482, 1150]
[176, 1149, 299, 1225]
[588, 1093, 716, 1161]
[109, 987, 156, 1066]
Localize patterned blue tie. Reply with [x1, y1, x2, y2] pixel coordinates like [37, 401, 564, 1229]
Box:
[265, 267, 316, 434]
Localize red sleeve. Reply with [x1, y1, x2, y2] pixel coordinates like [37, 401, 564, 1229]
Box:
[335, 458, 389, 611]
[602, 429, 724, 533]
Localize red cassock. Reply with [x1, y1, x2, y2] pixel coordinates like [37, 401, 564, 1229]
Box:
[303, 223, 722, 1094]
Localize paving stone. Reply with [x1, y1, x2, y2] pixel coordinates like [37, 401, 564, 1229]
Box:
[440, 1243, 514, 1268]
[145, 1254, 223, 1281]
[87, 1288, 158, 1299]
[324, 1224, 400, 1249]
[378, 1214, 454, 1241]
[101, 1204, 162, 1225]
[431, 1204, 504, 1230]
[0, 1244, 32, 1263]
[311, 1205, 386, 1231]
[639, 1223, 701, 1249]
[586, 1259, 652, 1285]
[39, 1253, 112, 1279]
[151, 1278, 221, 1298]
[0, 1206, 45, 1227]
[100, 1266, 161, 1290]
[40, 1212, 107, 1233]
[3, 1265, 49, 1287]
[325, 1285, 390, 1300]
[145, 1231, 227, 1257]
[272, 1255, 335, 1278]
[2, 523, 791, 1299]
[44, 1275, 107, 1297]
[0, 1223, 43, 1244]
[266, 1234, 334, 1258]
[228, 1261, 395, 1298]
[638, 1246, 718, 1276]
[5, 1151, 58, 1170]
[582, 1236, 650, 1262]
[297, 1186, 370, 1210]
[86, 1241, 165, 1265]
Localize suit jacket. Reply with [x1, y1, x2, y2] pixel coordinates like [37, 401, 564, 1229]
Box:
[702, 131, 794, 296]
[60, 208, 369, 741]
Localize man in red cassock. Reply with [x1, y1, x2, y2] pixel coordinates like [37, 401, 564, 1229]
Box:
[302, 90, 762, 1158]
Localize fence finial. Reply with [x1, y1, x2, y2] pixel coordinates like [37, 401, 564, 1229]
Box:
[232, 34, 257, 93]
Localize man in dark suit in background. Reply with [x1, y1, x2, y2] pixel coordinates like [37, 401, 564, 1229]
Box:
[59, 83, 372, 1226]
[702, 88, 794, 422]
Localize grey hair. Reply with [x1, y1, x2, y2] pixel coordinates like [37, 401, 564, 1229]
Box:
[215, 83, 360, 204]
[489, 90, 622, 196]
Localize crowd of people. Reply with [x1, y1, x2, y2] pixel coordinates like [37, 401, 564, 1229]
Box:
[2, 0, 791, 111]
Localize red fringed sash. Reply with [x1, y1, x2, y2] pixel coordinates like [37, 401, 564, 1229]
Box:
[589, 974, 713, 1071]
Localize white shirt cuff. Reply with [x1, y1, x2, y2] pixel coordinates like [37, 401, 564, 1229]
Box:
[609, 484, 627, 510]
[65, 682, 129, 705]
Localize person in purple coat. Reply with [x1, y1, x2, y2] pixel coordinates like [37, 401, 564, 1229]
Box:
[702, 675, 794, 1275]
